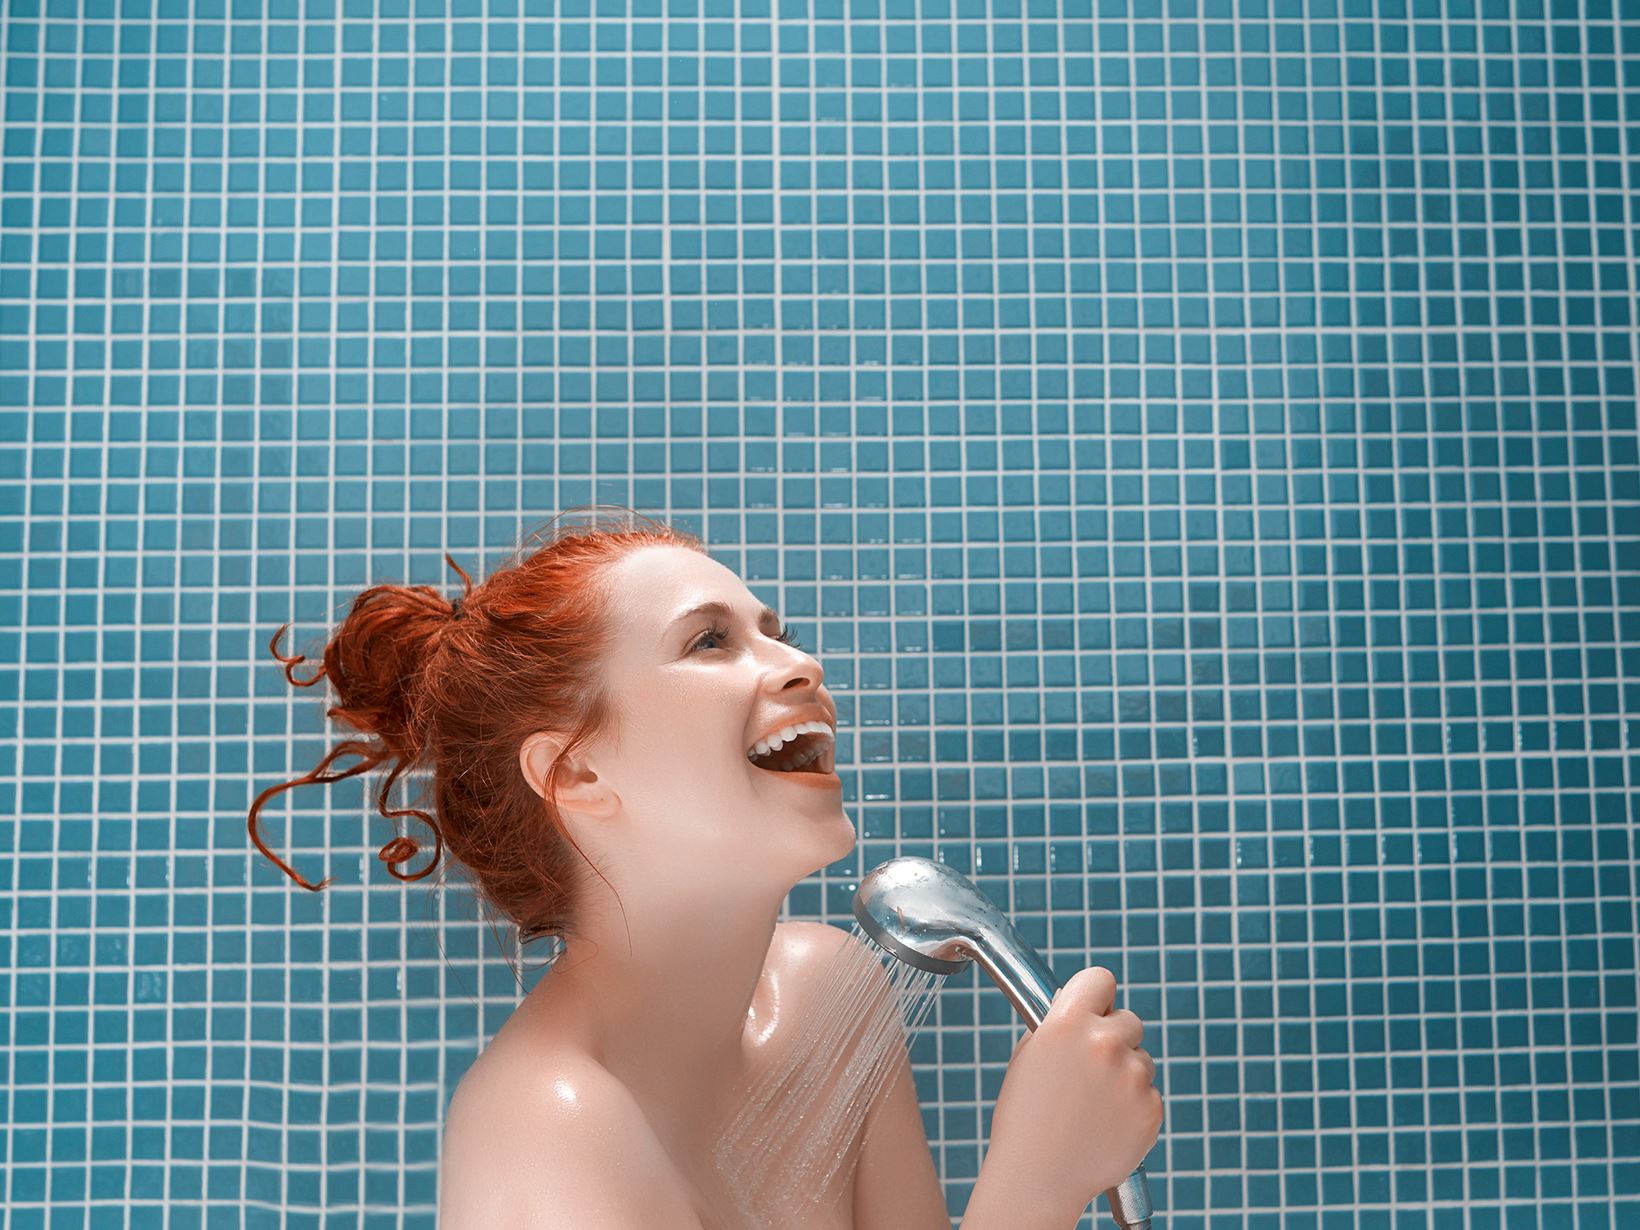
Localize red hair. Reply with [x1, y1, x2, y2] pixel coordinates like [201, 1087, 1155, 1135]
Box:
[247, 506, 706, 941]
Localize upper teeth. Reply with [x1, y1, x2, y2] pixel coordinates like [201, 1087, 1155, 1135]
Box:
[746, 719, 834, 759]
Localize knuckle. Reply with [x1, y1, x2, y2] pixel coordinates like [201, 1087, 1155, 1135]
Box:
[1089, 1028, 1126, 1059]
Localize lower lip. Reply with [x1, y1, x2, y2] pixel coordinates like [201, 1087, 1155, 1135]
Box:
[750, 762, 842, 790]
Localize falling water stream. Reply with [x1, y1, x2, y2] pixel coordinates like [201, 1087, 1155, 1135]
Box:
[706, 921, 947, 1229]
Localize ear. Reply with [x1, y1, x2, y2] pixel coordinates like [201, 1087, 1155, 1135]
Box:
[518, 731, 620, 820]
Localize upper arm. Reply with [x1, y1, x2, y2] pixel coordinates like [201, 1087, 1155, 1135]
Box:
[437, 1061, 705, 1230]
[850, 1034, 950, 1230]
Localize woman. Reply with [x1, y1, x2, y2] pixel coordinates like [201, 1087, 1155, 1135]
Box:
[249, 507, 1162, 1229]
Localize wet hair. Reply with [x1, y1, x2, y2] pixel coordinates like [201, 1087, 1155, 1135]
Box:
[246, 505, 706, 942]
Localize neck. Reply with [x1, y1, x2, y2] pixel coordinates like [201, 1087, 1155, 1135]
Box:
[537, 887, 786, 1143]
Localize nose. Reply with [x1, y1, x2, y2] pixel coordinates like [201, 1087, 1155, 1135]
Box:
[770, 643, 824, 693]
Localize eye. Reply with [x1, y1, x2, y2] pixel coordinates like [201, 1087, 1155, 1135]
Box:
[691, 623, 732, 653]
[689, 622, 805, 653]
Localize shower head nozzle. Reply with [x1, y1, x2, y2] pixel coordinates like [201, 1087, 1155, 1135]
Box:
[851, 856, 979, 977]
[851, 855, 1060, 1026]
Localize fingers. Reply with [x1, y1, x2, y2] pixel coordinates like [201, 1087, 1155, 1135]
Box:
[1049, 969, 1151, 1063]
[1138, 1050, 1157, 1084]
[1015, 1013, 1144, 1057]
[1052, 965, 1117, 1018]
[1105, 1008, 1144, 1049]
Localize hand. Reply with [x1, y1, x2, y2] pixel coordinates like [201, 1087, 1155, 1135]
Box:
[981, 966, 1163, 1220]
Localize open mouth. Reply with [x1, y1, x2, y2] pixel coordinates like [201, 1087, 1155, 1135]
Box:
[746, 728, 837, 776]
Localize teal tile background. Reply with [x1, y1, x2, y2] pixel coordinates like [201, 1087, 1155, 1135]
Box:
[2, 0, 1639, 1225]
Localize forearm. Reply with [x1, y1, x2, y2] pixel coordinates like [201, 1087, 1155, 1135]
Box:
[955, 1154, 1083, 1230]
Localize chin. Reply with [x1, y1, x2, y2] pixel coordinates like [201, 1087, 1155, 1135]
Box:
[776, 806, 855, 882]
[818, 805, 857, 866]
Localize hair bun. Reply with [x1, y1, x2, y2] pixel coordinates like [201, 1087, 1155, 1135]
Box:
[247, 554, 471, 891]
[249, 511, 704, 947]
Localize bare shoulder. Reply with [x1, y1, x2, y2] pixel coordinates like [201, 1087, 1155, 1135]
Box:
[770, 919, 891, 994]
[760, 919, 899, 1065]
[439, 1039, 701, 1228]
[443, 1037, 618, 1141]
[771, 918, 856, 964]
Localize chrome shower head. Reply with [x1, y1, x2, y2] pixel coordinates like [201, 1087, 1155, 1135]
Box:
[852, 856, 1155, 1230]
[851, 855, 1059, 1026]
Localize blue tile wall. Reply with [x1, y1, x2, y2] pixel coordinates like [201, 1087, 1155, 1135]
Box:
[1, 0, 1637, 1226]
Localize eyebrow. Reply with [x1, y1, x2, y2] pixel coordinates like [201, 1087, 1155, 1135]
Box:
[667, 599, 780, 633]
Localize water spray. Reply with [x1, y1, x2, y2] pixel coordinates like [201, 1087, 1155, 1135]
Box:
[853, 856, 1157, 1230]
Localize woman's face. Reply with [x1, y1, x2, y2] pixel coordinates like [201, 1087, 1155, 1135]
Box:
[555, 544, 856, 889]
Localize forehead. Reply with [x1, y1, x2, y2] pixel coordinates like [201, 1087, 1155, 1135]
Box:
[604, 544, 753, 630]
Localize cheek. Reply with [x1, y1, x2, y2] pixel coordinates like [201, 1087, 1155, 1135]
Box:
[617, 721, 752, 795]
